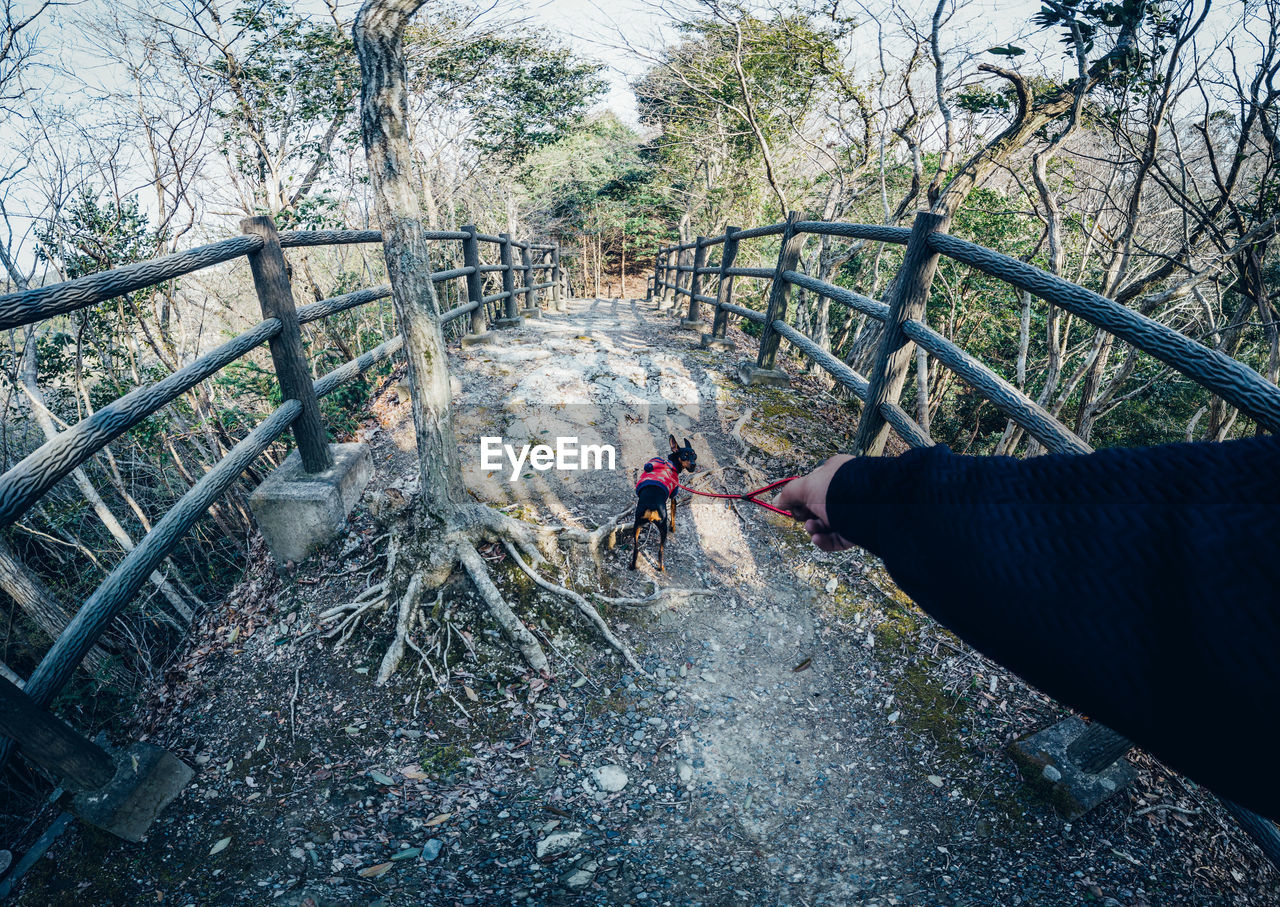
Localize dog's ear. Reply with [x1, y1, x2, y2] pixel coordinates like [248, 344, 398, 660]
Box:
[668, 434, 679, 452]
[683, 437, 692, 451]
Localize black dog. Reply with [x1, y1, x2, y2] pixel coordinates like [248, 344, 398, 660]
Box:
[630, 434, 697, 571]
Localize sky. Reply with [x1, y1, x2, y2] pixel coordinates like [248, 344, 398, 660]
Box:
[522, 0, 666, 126]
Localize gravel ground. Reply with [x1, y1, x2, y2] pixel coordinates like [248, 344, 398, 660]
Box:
[13, 297, 1279, 906]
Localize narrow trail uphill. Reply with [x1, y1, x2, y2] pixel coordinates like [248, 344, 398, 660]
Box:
[17, 297, 1278, 906]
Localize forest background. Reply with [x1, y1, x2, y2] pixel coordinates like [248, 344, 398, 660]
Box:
[0, 0, 1276, 819]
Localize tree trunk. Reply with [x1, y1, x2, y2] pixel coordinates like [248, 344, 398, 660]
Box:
[0, 539, 120, 681]
[355, 0, 464, 523]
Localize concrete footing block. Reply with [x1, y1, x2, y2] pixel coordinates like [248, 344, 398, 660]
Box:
[680, 318, 707, 332]
[72, 743, 193, 842]
[1009, 716, 1135, 819]
[494, 316, 525, 330]
[657, 300, 676, 312]
[461, 331, 495, 347]
[250, 442, 373, 564]
[737, 362, 791, 387]
[700, 335, 734, 351]
[519, 308, 543, 319]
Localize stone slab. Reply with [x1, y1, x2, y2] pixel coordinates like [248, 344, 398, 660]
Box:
[1009, 716, 1136, 819]
[460, 332, 496, 347]
[737, 363, 791, 388]
[519, 308, 543, 319]
[680, 318, 707, 332]
[700, 335, 734, 351]
[494, 316, 526, 330]
[72, 743, 193, 842]
[250, 442, 372, 564]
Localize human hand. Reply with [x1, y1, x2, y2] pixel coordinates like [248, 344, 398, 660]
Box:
[776, 455, 856, 552]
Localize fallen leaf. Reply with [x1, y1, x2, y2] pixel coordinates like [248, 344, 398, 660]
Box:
[792, 657, 812, 672]
[369, 771, 396, 786]
[464, 686, 479, 702]
[401, 769, 429, 781]
[358, 862, 393, 879]
[927, 775, 944, 787]
[209, 836, 231, 856]
[424, 812, 452, 827]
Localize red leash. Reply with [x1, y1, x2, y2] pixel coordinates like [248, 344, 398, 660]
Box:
[677, 476, 798, 517]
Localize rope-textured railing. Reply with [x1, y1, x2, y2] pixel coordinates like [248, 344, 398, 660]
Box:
[649, 211, 1280, 451]
[0, 217, 568, 805]
[647, 207, 1280, 863]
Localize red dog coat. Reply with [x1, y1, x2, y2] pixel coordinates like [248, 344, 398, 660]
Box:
[636, 457, 679, 494]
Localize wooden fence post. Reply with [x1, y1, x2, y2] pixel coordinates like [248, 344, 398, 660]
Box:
[658, 248, 673, 309]
[741, 212, 804, 386]
[0, 673, 193, 841]
[0, 672, 114, 792]
[649, 251, 661, 303]
[703, 226, 739, 350]
[853, 211, 947, 456]
[241, 216, 333, 473]
[494, 233, 522, 328]
[682, 237, 708, 330]
[460, 225, 493, 346]
[520, 244, 540, 318]
[551, 245, 564, 311]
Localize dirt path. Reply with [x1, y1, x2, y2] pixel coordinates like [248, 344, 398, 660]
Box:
[16, 297, 1277, 906]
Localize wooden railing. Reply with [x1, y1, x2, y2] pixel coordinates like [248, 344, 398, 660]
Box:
[0, 218, 567, 830]
[648, 210, 1280, 863]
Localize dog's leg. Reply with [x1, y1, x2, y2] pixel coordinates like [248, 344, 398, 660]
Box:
[669, 494, 677, 536]
[629, 519, 642, 570]
[657, 518, 667, 571]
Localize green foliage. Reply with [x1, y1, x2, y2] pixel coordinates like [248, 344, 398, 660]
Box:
[407, 21, 606, 165]
[210, 0, 358, 226]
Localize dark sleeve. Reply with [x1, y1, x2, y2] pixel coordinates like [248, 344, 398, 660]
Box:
[825, 437, 1280, 819]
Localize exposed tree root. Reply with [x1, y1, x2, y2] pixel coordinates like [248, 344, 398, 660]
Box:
[592, 580, 716, 610]
[375, 571, 422, 683]
[456, 536, 550, 674]
[320, 495, 664, 692]
[502, 540, 646, 675]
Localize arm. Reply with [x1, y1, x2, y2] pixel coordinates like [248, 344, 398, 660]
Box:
[779, 437, 1280, 819]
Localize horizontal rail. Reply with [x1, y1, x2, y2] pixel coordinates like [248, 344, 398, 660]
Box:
[696, 267, 719, 275]
[794, 222, 912, 244]
[880, 402, 934, 448]
[0, 319, 283, 528]
[431, 266, 475, 282]
[477, 264, 507, 274]
[724, 267, 775, 280]
[782, 272, 889, 320]
[297, 285, 391, 324]
[278, 230, 383, 247]
[720, 302, 766, 324]
[12, 401, 302, 722]
[529, 281, 555, 292]
[928, 233, 1280, 432]
[730, 223, 787, 240]
[901, 319, 1092, 455]
[475, 232, 503, 244]
[0, 236, 265, 331]
[482, 291, 511, 304]
[772, 320, 869, 400]
[314, 336, 405, 399]
[692, 292, 716, 305]
[441, 299, 481, 322]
